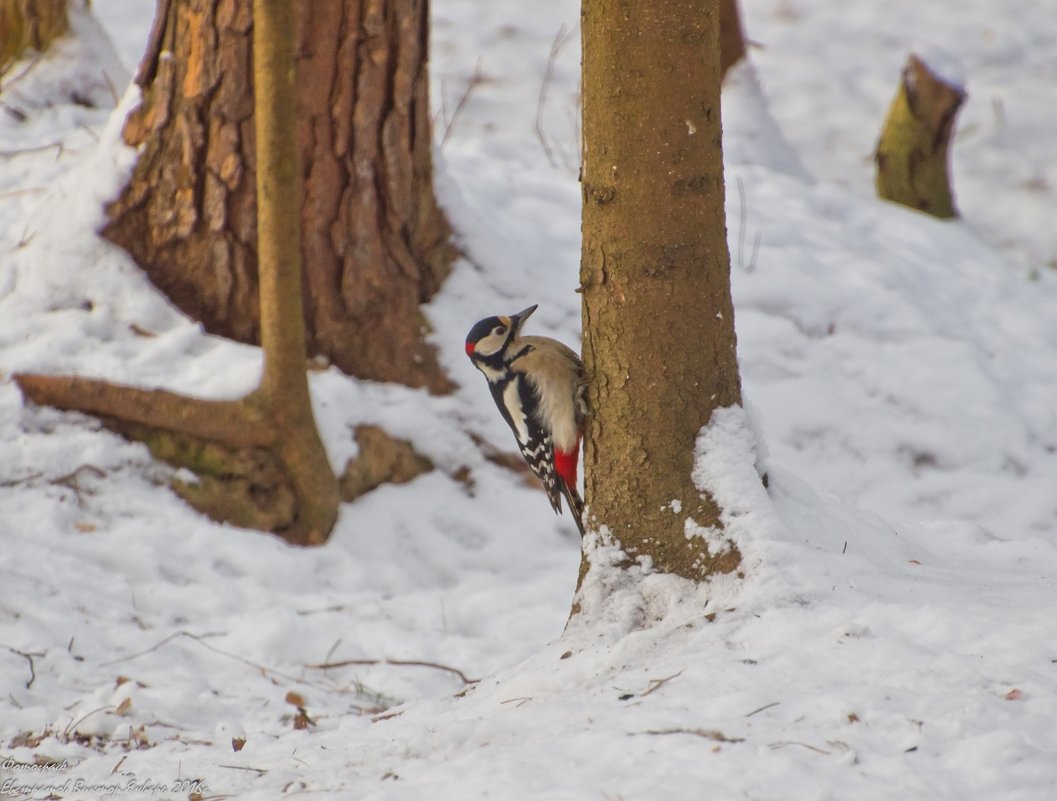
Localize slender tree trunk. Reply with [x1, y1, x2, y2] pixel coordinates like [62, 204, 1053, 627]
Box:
[579, 0, 744, 586]
[0, 0, 68, 77]
[249, 0, 339, 543]
[104, 0, 453, 392]
[15, 0, 342, 546]
[875, 53, 964, 219]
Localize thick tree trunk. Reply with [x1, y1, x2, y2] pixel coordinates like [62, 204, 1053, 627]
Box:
[103, 0, 453, 392]
[875, 53, 965, 219]
[719, 0, 746, 78]
[579, 0, 744, 584]
[0, 0, 68, 77]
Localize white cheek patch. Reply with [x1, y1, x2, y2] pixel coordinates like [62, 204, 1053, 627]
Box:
[502, 380, 530, 445]
[476, 362, 505, 382]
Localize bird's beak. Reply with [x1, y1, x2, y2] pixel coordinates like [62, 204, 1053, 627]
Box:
[510, 304, 538, 333]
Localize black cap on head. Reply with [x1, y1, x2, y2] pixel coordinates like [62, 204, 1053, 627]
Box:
[465, 305, 538, 358]
[466, 315, 503, 346]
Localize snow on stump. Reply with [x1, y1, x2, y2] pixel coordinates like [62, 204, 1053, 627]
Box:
[875, 51, 966, 219]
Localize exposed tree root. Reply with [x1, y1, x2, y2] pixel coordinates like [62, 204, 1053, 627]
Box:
[340, 425, 433, 502]
[12, 373, 322, 541]
[13, 374, 269, 447]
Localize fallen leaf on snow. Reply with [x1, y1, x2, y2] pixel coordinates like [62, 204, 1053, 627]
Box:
[284, 690, 307, 707]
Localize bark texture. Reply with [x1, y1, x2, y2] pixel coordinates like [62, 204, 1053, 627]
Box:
[580, 0, 744, 583]
[875, 54, 965, 219]
[0, 0, 68, 77]
[103, 0, 453, 391]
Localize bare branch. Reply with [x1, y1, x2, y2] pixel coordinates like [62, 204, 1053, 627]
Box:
[99, 631, 186, 667]
[745, 701, 780, 717]
[639, 668, 685, 698]
[218, 764, 268, 775]
[441, 58, 484, 146]
[62, 705, 112, 741]
[769, 740, 830, 755]
[533, 24, 576, 168]
[306, 658, 477, 686]
[3, 645, 44, 689]
[0, 141, 63, 158]
[635, 728, 745, 743]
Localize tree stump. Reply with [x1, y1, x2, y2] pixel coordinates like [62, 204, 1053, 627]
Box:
[875, 53, 966, 219]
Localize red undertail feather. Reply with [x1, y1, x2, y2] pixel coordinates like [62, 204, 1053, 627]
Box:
[553, 437, 580, 490]
[555, 438, 585, 538]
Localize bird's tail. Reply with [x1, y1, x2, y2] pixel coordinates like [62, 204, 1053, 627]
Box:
[560, 480, 586, 538]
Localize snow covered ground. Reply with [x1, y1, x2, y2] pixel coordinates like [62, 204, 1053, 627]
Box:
[2, 1, 1056, 799]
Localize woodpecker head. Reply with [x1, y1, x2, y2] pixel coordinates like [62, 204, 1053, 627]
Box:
[465, 304, 537, 368]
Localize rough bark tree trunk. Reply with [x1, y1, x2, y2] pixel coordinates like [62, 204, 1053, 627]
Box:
[103, 0, 453, 392]
[0, 0, 68, 77]
[875, 53, 965, 219]
[579, 0, 744, 587]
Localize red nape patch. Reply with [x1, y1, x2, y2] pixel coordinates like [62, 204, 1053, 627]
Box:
[554, 441, 580, 489]
[465, 341, 476, 356]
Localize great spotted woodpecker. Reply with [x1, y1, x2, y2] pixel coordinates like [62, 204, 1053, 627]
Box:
[465, 305, 586, 537]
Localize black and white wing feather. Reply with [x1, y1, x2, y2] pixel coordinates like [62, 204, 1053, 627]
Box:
[488, 371, 564, 515]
